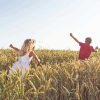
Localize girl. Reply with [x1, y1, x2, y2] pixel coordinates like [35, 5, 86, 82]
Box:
[9, 39, 41, 76]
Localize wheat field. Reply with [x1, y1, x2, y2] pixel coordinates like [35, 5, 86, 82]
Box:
[0, 49, 100, 100]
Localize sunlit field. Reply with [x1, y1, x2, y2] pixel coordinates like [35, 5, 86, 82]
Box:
[0, 49, 100, 100]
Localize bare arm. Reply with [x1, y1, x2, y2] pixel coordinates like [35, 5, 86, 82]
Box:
[70, 33, 80, 44]
[29, 51, 41, 65]
[9, 44, 20, 52]
[91, 46, 98, 52]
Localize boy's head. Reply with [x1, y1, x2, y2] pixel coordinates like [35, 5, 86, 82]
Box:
[85, 37, 92, 44]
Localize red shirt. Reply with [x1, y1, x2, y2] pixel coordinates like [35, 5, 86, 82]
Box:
[79, 42, 95, 60]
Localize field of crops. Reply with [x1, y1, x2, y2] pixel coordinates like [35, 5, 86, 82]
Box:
[0, 49, 100, 100]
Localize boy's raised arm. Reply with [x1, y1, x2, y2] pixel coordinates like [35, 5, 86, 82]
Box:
[70, 33, 80, 44]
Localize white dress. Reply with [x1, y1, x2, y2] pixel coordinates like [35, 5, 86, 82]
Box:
[9, 53, 33, 76]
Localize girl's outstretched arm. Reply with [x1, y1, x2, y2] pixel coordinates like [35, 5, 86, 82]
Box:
[29, 51, 41, 65]
[9, 44, 20, 52]
[70, 33, 80, 44]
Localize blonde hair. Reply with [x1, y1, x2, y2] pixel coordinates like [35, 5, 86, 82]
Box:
[20, 39, 35, 56]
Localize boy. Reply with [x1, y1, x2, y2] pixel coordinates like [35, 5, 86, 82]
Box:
[70, 33, 98, 60]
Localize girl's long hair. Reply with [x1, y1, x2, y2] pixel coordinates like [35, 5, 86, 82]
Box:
[19, 39, 35, 56]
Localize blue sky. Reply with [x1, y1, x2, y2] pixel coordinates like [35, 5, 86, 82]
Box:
[0, 0, 100, 50]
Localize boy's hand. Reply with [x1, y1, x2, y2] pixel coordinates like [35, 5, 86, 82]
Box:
[9, 44, 13, 48]
[69, 33, 80, 44]
[70, 33, 73, 37]
[95, 46, 98, 49]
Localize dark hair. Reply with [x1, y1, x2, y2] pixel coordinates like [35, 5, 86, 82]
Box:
[85, 37, 92, 44]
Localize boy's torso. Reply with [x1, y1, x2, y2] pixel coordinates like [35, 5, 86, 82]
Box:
[79, 42, 94, 60]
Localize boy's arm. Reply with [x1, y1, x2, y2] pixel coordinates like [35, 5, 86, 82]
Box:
[9, 44, 20, 52]
[70, 33, 80, 44]
[91, 46, 98, 52]
[94, 46, 98, 52]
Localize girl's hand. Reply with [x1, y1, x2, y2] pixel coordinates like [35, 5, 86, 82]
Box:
[37, 60, 41, 65]
[37, 59, 42, 66]
[9, 44, 13, 48]
[37, 63, 42, 67]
